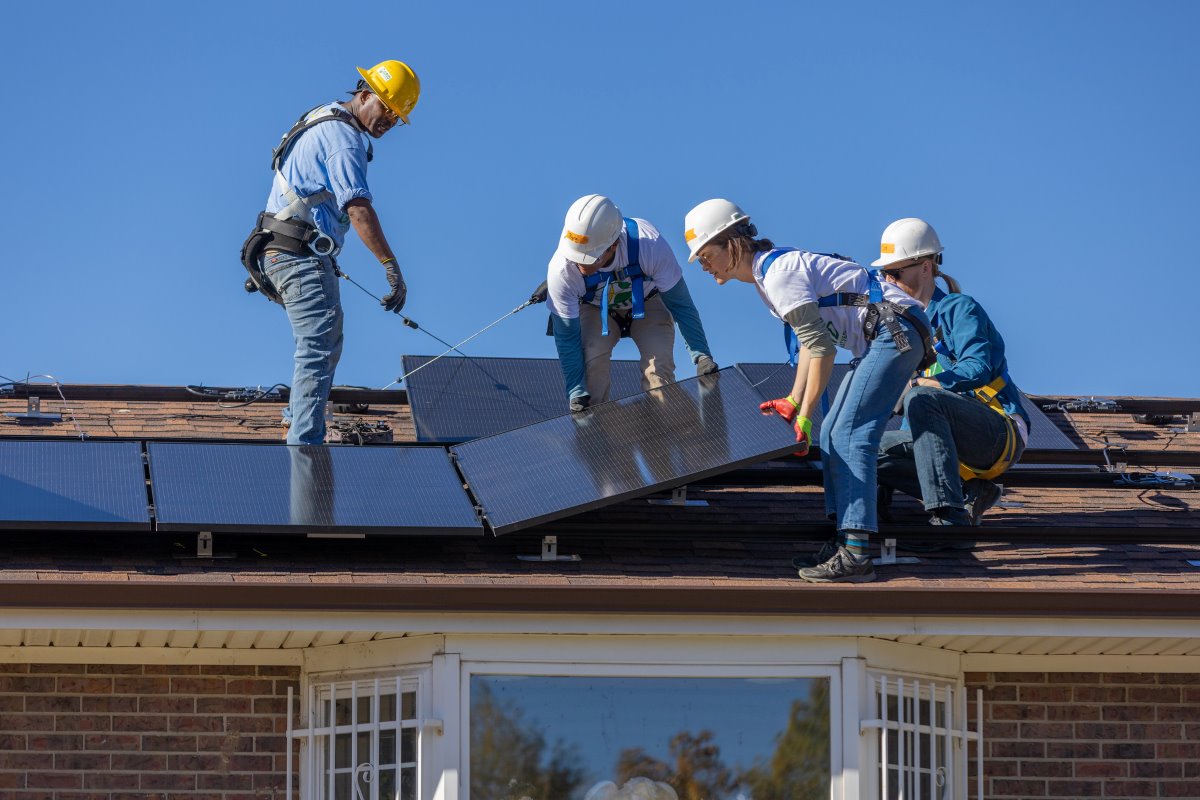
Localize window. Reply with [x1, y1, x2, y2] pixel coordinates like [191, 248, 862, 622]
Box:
[863, 673, 983, 800]
[468, 674, 831, 800]
[289, 675, 423, 800]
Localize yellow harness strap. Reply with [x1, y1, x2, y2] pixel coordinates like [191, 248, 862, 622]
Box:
[957, 375, 1019, 481]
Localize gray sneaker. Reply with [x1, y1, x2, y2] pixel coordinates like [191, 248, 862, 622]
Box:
[964, 479, 1002, 526]
[791, 537, 839, 569]
[798, 546, 877, 584]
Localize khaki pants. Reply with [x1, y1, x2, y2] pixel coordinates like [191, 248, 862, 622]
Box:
[580, 294, 676, 403]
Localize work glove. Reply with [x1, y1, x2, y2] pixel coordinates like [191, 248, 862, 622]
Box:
[569, 394, 590, 413]
[759, 394, 799, 424]
[793, 415, 813, 457]
[381, 262, 407, 313]
[695, 355, 718, 376]
[530, 280, 549, 304]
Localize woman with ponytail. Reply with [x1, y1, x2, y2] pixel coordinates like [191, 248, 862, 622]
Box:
[683, 199, 934, 584]
[873, 218, 1029, 540]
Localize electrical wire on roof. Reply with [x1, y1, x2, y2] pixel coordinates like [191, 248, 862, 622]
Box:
[11, 373, 87, 440]
[185, 384, 289, 409]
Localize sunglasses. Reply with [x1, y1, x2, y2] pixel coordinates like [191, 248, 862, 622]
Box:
[879, 261, 925, 280]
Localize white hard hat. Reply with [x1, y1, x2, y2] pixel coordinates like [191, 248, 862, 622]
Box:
[871, 217, 943, 267]
[556, 194, 623, 265]
[683, 199, 750, 262]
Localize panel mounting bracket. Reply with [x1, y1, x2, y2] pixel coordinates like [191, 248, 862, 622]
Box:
[175, 531, 235, 560]
[4, 396, 62, 424]
[647, 485, 709, 507]
[877, 538, 920, 566]
[517, 535, 580, 562]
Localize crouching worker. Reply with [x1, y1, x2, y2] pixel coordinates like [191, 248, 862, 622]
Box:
[684, 199, 933, 584]
[874, 218, 1029, 535]
[546, 195, 717, 412]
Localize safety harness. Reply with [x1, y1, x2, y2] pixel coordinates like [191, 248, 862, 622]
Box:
[577, 218, 656, 338]
[240, 104, 370, 304]
[761, 248, 935, 370]
[926, 323, 1020, 481]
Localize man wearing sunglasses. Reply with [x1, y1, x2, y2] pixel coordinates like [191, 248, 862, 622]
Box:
[241, 60, 419, 445]
[873, 218, 1029, 540]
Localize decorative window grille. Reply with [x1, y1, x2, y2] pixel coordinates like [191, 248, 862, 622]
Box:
[287, 675, 440, 800]
[861, 673, 983, 800]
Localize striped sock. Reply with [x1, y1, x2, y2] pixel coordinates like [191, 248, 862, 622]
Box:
[844, 531, 869, 556]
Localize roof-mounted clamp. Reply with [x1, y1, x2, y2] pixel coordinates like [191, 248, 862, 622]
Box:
[647, 485, 709, 507]
[517, 535, 580, 563]
[877, 538, 919, 566]
[196, 531, 213, 558]
[4, 396, 62, 424]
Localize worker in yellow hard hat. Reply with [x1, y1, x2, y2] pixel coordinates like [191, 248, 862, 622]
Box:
[239, 60, 420, 445]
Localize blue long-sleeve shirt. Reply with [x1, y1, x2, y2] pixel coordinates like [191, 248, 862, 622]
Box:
[925, 287, 1030, 429]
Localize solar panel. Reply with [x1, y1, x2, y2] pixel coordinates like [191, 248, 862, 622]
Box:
[451, 368, 799, 534]
[402, 355, 645, 442]
[735, 362, 1078, 451]
[0, 440, 150, 531]
[148, 443, 482, 535]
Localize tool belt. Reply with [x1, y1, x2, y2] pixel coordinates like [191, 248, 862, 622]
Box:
[239, 213, 336, 305]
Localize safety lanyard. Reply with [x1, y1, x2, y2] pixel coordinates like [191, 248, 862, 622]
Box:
[585, 218, 645, 337]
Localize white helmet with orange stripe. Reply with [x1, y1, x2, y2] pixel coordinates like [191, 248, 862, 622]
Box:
[555, 195, 623, 266]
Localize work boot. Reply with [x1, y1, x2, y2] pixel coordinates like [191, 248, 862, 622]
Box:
[791, 537, 839, 569]
[906, 508, 974, 552]
[798, 546, 877, 584]
[964, 479, 1002, 526]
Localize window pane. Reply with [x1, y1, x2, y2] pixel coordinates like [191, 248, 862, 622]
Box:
[377, 768, 397, 800]
[334, 733, 351, 769]
[401, 766, 417, 800]
[401, 690, 416, 720]
[380, 730, 397, 765]
[381, 692, 398, 723]
[469, 676, 830, 800]
[400, 729, 416, 765]
[358, 695, 373, 724]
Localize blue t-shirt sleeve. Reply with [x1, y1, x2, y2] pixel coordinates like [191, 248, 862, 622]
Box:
[326, 145, 372, 210]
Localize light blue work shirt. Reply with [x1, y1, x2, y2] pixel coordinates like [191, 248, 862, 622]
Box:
[265, 103, 373, 251]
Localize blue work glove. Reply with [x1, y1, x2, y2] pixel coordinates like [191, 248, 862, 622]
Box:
[381, 261, 407, 313]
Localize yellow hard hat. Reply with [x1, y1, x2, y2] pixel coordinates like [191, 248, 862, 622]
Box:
[356, 60, 420, 124]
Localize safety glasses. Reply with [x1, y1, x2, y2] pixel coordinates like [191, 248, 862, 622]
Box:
[879, 260, 924, 280]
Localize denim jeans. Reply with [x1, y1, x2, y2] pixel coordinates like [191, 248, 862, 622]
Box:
[261, 251, 344, 445]
[878, 386, 1025, 510]
[819, 312, 929, 533]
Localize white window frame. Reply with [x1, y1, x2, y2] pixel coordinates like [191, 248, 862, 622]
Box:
[860, 670, 983, 800]
[459, 660, 843, 800]
[288, 665, 441, 800]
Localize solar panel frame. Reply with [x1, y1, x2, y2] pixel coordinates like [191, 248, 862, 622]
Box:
[0, 440, 151, 531]
[451, 368, 800, 535]
[402, 355, 646, 443]
[148, 442, 483, 536]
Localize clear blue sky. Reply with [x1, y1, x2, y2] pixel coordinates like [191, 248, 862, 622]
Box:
[4, 1, 1196, 397]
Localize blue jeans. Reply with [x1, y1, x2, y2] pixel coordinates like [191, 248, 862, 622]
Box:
[878, 386, 1025, 510]
[819, 313, 928, 534]
[261, 251, 344, 445]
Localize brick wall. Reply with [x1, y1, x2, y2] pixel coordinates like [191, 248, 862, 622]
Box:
[966, 671, 1200, 799]
[0, 662, 298, 799]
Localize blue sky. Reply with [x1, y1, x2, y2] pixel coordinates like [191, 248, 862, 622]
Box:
[4, 1, 1196, 397]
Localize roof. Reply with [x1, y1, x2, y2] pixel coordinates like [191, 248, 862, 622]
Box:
[1, 381, 1198, 618]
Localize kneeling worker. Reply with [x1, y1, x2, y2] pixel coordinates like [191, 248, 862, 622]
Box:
[874, 218, 1029, 531]
[546, 195, 717, 411]
[241, 60, 419, 444]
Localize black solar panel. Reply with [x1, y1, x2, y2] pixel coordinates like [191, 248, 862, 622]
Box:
[402, 355, 646, 442]
[0, 440, 150, 531]
[148, 443, 482, 535]
[735, 362, 1078, 452]
[451, 368, 799, 534]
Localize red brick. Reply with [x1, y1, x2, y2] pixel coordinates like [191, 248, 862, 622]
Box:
[1074, 686, 1126, 703]
[1046, 672, 1096, 683]
[991, 703, 1047, 720]
[168, 714, 224, 732]
[81, 695, 138, 713]
[1046, 741, 1100, 758]
[1130, 722, 1182, 739]
[1046, 703, 1099, 721]
[0, 751, 54, 770]
[168, 753, 228, 771]
[137, 695, 195, 714]
[84, 733, 140, 751]
[112, 714, 168, 732]
[1019, 685, 1071, 703]
[1102, 704, 1158, 721]
[138, 771, 196, 790]
[994, 672, 1045, 683]
[199, 773, 255, 790]
[1076, 722, 1129, 739]
[982, 684, 1017, 701]
[0, 676, 56, 692]
[170, 676, 226, 694]
[28, 663, 82, 674]
[1186, 688, 1200, 703]
[199, 733, 254, 753]
[83, 772, 139, 789]
[1130, 686, 1182, 703]
[144, 664, 200, 675]
[53, 752, 110, 770]
[1075, 761, 1127, 777]
[258, 665, 298, 677]
[1158, 705, 1200, 721]
[225, 678, 275, 694]
[1044, 780, 1104, 795]
[984, 759, 1018, 777]
[1098, 780, 1157, 796]
[1019, 759, 1073, 777]
[992, 779, 1047, 796]
[1019, 721, 1073, 739]
[227, 753, 274, 771]
[1131, 760, 1183, 778]
[112, 676, 169, 694]
[0, 696, 23, 711]
[28, 734, 82, 751]
[26, 771, 83, 789]
[0, 663, 29, 674]
[84, 664, 141, 675]
[1163, 782, 1200, 797]
[1102, 742, 1156, 760]
[56, 676, 113, 694]
[991, 740, 1046, 758]
[225, 716, 277, 734]
[204, 664, 257, 676]
[197, 696, 253, 714]
[0, 774, 24, 788]
[54, 714, 111, 732]
[1103, 673, 1159, 684]
[0, 714, 53, 731]
[110, 752, 167, 771]
[0, 734, 25, 749]
[253, 696, 288, 714]
[25, 695, 80, 713]
[1158, 742, 1200, 759]
[141, 734, 199, 752]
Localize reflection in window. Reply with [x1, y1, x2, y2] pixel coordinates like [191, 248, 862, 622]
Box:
[469, 675, 830, 800]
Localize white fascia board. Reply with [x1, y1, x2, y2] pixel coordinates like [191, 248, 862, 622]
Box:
[0, 645, 301, 666]
[962, 653, 1200, 672]
[302, 634, 446, 675]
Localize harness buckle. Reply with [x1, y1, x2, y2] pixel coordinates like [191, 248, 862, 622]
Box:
[309, 232, 336, 257]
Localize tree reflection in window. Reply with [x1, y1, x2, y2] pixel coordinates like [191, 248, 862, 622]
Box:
[469, 676, 829, 800]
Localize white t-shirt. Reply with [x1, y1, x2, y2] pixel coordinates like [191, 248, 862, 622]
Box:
[545, 218, 683, 320]
[753, 249, 921, 359]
